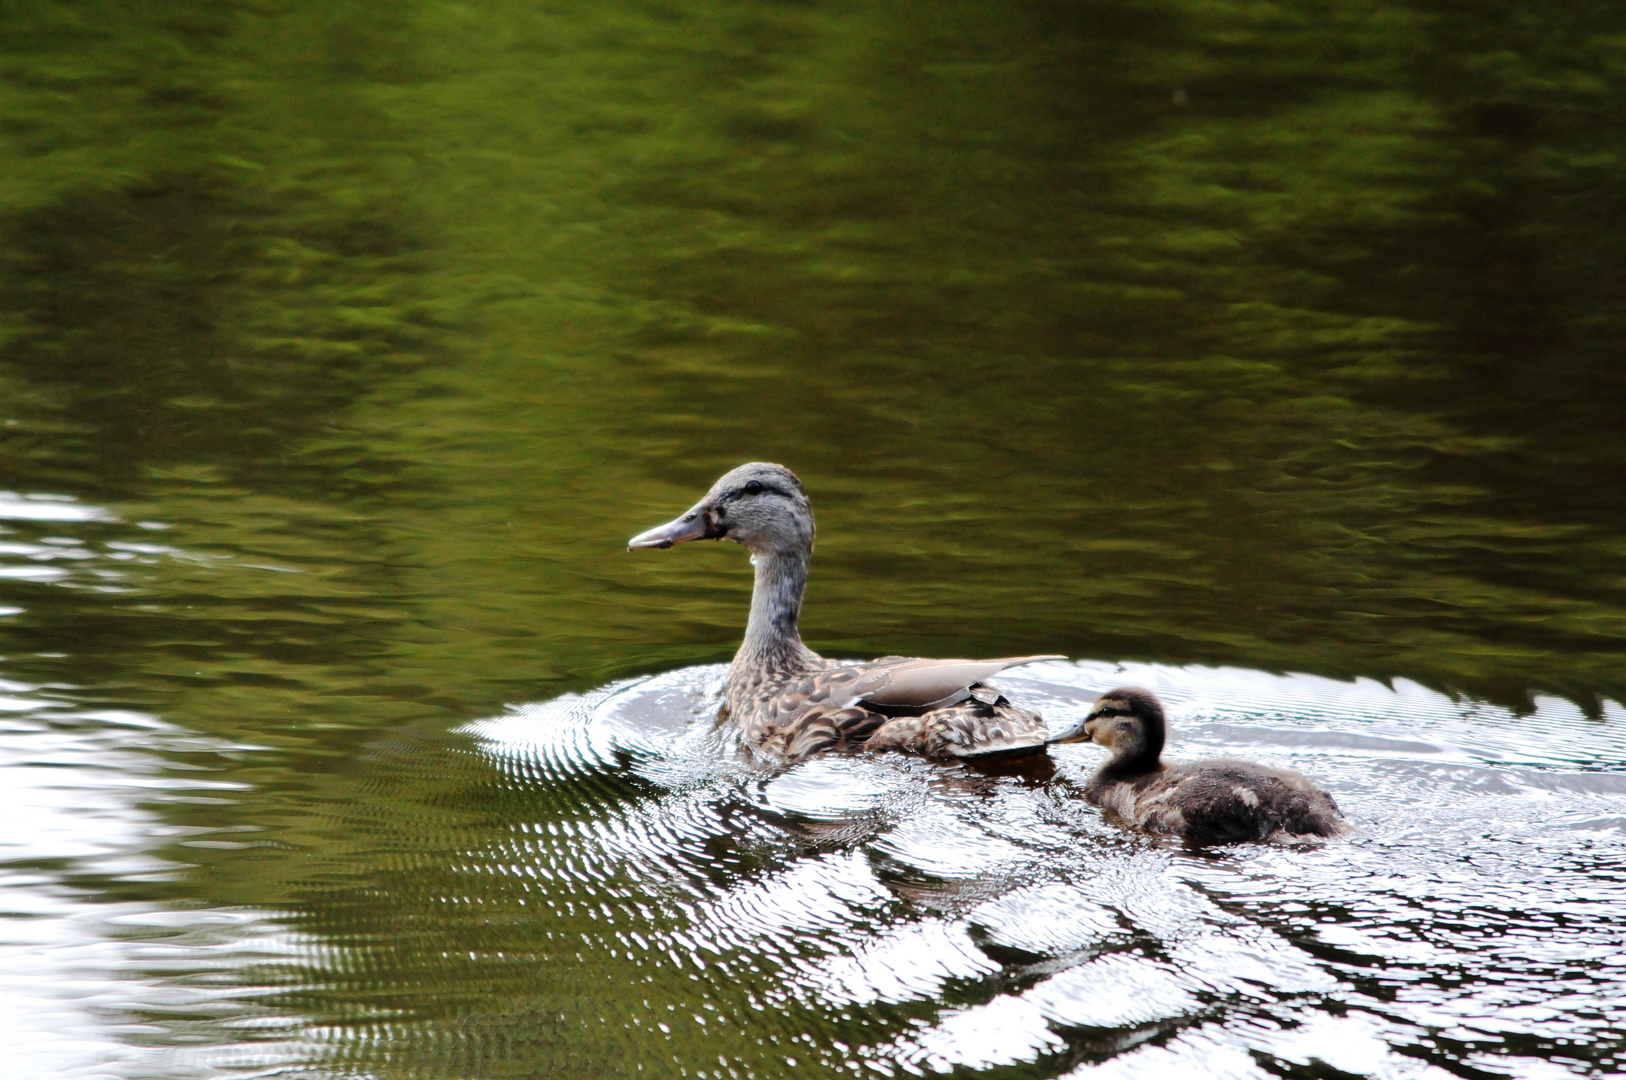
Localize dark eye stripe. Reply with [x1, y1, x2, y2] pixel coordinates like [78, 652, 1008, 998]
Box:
[734, 482, 792, 500]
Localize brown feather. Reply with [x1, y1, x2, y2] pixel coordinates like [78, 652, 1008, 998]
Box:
[867, 694, 1050, 760]
[742, 663, 1053, 763]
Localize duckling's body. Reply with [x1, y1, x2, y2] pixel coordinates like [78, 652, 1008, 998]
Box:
[629, 463, 1059, 764]
[1058, 687, 1347, 845]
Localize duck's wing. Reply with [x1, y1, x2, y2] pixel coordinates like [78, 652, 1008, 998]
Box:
[753, 667, 891, 763]
[768, 665, 892, 715]
[866, 695, 1051, 760]
[850, 655, 1066, 710]
[760, 655, 1063, 763]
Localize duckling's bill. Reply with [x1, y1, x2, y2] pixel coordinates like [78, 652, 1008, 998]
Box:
[1043, 696, 1106, 744]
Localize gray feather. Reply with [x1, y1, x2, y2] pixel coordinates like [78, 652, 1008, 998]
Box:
[857, 655, 1063, 708]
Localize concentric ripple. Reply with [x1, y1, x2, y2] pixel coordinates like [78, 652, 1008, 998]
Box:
[397, 661, 1626, 1078]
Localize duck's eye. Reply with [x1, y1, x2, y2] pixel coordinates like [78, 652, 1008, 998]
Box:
[744, 480, 763, 494]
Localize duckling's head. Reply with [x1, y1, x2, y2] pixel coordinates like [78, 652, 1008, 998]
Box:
[628, 462, 815, 557]
[1079, 687, 1166, 769]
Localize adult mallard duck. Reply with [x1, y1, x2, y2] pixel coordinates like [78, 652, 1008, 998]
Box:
[627, 462, 1062, 764]
[1050, 687, 1349, 845]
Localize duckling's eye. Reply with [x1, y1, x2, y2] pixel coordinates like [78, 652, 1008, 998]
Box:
[744, 480, 763, 494]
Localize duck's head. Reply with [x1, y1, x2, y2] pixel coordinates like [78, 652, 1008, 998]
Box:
[627, 462, 815, 558]
[1054, 686, 1166, 767]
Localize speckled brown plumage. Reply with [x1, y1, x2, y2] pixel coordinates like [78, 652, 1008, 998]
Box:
[629, 463, 1061, 764]
[1065, 687, 1348, 845]
[730, 658, 1052, 763]
[863, 692, 1049, 761]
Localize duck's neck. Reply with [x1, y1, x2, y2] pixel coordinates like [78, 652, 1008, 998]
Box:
[733, 546, 819, 674]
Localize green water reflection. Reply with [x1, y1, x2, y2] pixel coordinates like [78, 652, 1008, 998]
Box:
[2, 0, 1624, 1074]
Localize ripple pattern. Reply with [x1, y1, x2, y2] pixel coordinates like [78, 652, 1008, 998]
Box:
[342, 661, 1626, 1079]
[14, 655, 1625, 1078]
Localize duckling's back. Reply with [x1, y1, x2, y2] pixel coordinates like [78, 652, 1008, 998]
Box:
[1101, 759, 1347, 846]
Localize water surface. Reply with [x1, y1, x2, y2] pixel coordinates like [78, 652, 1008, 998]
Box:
[2, 0, 1624, 1076]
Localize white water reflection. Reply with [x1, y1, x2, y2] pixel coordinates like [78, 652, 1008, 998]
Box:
[4, 603, 1625, 1078]
[470, 658, 1626, 1077]
[0, 498, 313, 1080]
[0, 492, 116, 523]
[0, 691, 301, 1080]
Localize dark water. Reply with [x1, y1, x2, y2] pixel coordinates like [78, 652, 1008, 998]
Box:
[3, 1, 1625, 1076]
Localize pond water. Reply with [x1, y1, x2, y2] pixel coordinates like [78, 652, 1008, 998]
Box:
[2, 0, 1624, 1076]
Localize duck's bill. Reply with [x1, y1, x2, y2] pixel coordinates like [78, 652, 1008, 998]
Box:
[627, 510, 711, 551]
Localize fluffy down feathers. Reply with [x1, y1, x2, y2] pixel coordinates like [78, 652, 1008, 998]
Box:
[1077, 687, 1348, 845]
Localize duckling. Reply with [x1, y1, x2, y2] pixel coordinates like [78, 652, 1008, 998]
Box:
[1050, 687, 1348, 845]
[628, 462, 1062, 764]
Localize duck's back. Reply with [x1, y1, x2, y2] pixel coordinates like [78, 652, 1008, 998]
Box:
[861, 693, 1050, 760]
[1090, 759, 1347, 846]
[728, 654, 1055, 763]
